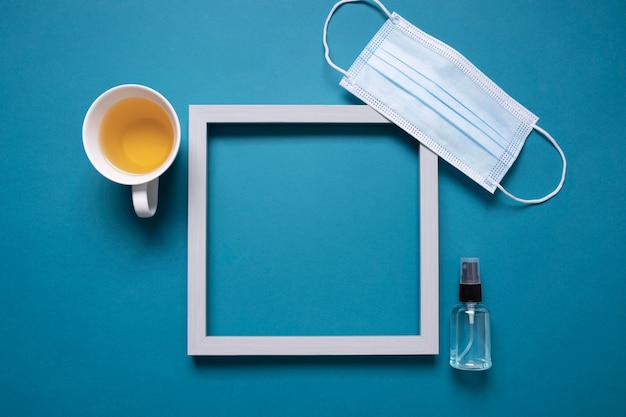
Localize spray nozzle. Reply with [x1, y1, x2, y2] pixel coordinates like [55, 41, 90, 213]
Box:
[459, 258, 482, 302]
[461, 258, 480, 285]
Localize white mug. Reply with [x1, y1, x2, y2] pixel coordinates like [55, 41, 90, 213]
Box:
[82, 84, 180, 218]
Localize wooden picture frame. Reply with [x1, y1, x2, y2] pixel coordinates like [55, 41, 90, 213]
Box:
[188, 105, 438, 355]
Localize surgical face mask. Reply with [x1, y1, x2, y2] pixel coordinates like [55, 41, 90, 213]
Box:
[323, 0, 566, 204]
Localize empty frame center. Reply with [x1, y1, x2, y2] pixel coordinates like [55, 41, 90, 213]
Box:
[207, 123, 420, 337]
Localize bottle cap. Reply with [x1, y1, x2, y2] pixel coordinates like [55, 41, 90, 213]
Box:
[459, 257, 482, 302]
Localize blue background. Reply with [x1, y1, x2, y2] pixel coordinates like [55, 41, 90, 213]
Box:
[1, 0, 625, 415]
[207, 123, 422, 337]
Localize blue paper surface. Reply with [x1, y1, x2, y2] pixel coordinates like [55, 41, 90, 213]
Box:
[1, 0, 625, 416]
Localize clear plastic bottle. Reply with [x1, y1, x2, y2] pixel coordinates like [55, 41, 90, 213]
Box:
[450, 258, 492, 371]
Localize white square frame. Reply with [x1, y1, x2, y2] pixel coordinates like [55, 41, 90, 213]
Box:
[188, 105, 439, 355]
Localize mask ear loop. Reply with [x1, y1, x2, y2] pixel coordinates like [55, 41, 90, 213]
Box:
[496, 124, 567, 204]
[323, 0, 393, 77]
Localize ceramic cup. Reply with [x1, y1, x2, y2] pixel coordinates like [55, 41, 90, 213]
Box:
[82, 84, 180, 218]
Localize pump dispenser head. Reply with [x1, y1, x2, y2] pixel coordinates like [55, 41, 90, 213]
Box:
[459, 258, 482, 302]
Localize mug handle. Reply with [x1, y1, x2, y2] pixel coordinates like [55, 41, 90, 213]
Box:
[132, 178, 159, 218]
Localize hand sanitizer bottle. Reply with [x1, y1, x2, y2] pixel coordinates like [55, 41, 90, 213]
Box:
[450, 258, 492, 371]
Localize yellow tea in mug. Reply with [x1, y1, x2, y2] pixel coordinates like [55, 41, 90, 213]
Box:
[99, 97, 174, 175]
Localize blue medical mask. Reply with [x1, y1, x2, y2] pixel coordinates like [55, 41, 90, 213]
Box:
[323, 0, 566, 204]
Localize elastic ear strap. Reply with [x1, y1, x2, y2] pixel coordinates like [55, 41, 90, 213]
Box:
[496, 124, 567, 204]
[323, 0, 393, 77]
